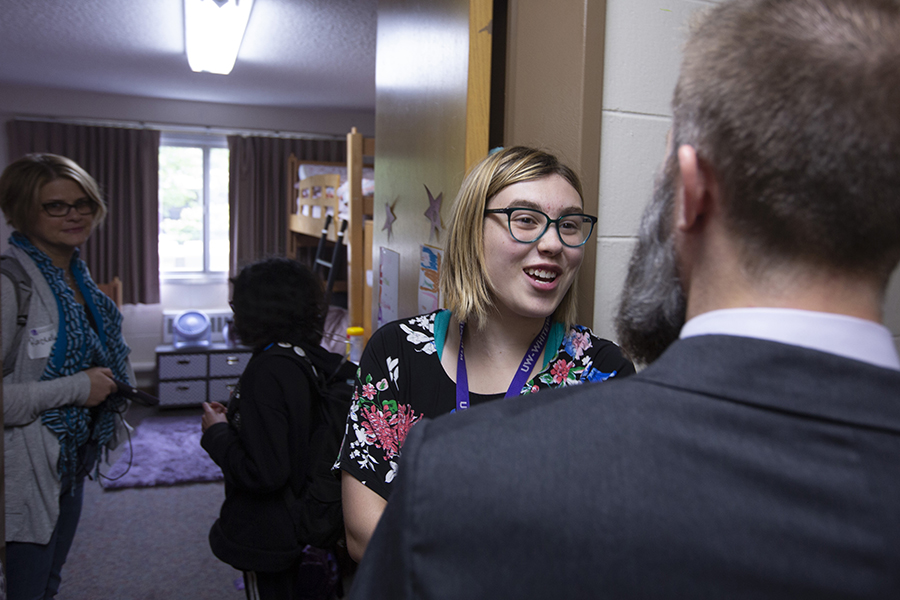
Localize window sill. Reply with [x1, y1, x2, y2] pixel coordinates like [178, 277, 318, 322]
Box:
[160, 272, 229, 285]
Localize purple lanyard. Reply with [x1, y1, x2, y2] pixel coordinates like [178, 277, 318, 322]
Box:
[456, 317, 551, 411]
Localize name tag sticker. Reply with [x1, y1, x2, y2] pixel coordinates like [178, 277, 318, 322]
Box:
[27, 325, 56, 360]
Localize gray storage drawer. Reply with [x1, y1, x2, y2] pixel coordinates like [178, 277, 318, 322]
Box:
[159, 379, 208, 407]
[158, 353, 208, 379]
[209, 351, 252, 377]
[156, 343, 252, 408]
[208, 377, 240, 403]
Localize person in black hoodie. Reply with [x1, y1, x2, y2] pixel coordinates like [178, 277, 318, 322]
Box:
[201, 257, 345, 600]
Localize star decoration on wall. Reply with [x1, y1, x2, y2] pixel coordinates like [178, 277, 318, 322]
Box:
[424, 184, 443, 242]
[382, 201, 397, 241]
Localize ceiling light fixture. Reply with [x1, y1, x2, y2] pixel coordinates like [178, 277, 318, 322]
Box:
[184, 0, 254, 75]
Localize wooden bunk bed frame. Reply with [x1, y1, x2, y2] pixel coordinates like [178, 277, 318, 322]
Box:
[287, 127, 375, 344]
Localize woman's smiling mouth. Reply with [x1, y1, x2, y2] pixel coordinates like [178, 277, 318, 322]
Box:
[525, 267, 559, 283]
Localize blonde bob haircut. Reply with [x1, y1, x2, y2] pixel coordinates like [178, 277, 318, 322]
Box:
[0, 153, 107, 234]
[441, 146, 584, 329]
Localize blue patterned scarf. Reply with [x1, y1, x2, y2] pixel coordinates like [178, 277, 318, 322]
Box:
[11, 232, 130, 479]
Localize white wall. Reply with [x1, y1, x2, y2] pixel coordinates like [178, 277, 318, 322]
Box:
[594, 0, 900, 354]
[593, 0, 706, 339]
[0, 84, 376, 374]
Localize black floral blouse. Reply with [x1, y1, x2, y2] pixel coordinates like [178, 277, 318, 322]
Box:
[338, 310, 635, 499]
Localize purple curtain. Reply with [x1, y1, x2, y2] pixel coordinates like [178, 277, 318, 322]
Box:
[6, 120, 160, 304]
[228, 135, 345, 275]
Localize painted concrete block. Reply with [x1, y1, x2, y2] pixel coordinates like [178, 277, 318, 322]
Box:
[603, 0, 716, 116]
[598, 111, 671, 237]
[592, 236, 638, 341]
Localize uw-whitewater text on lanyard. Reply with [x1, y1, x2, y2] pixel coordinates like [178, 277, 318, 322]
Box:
[456, 317, 551, 411]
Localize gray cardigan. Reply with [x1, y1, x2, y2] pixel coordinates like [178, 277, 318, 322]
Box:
[2, 244, 133, 544]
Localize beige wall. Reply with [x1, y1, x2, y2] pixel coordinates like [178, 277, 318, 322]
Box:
[504, 0, 607, 330]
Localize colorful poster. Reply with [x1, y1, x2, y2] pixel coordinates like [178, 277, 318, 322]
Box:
[378, 247, 400, 328]
[418, 245, 443, 314]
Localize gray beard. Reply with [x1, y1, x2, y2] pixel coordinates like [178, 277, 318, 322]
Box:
[614, 155, 687, 366]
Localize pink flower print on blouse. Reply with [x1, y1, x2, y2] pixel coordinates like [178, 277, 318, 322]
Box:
[360, 382, 378, 401]
[394, 404, 421, 449]
[359, 403, 423, 460]
[361, 404, 401, 458]
[567, 330, 593, 360]
[550, 359, 574, 384]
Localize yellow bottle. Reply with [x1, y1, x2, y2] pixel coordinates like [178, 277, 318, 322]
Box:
[347, 326, 365, 363]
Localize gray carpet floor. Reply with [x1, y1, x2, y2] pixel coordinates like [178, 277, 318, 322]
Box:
[59, 404, 246, 599]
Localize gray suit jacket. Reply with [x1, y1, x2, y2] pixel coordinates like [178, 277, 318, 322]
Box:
[350, 335, 900, 599]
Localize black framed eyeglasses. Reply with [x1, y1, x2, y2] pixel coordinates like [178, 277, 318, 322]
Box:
[41, 199, 98, 217]
[484, 207, 598, 248]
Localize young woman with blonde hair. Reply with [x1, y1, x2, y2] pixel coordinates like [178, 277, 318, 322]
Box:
[338, 146, 634, 561]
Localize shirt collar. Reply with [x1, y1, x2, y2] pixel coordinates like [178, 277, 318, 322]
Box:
[680, 308, 900, 371]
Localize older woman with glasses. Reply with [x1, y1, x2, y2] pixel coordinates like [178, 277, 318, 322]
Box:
[1, 153, 133, 600]
[338, 146, 635, 561]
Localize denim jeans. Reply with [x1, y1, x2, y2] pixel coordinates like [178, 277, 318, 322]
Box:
[6, 457, 91, 600]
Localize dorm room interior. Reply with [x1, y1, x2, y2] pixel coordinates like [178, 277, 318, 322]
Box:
[2, 0, 898, 407]
[3, 1, 900, 597]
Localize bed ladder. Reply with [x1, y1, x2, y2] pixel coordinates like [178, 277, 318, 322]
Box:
[313, 214, 348, 299]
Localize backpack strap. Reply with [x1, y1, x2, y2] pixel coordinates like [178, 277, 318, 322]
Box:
[266, 343, 352, 546]
[265, 342, 350, 396]
[1, 255, 33, 377]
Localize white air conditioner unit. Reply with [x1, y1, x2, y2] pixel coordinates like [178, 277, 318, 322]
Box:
[162, 309, 233, 344]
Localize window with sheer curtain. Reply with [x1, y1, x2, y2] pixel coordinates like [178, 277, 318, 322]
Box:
[158, 132, 230, 280]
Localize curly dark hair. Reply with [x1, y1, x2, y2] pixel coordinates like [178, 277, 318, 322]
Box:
[229, 257, 327, 349]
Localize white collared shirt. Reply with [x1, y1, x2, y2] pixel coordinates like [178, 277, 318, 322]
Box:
[680, 308, 900, 371]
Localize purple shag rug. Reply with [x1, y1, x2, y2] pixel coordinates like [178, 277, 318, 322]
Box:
[102, 415, 223, 489]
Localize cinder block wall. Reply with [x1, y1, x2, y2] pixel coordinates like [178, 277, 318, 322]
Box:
[593, 0, 900, 354]
[593, 0, 696, 340]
